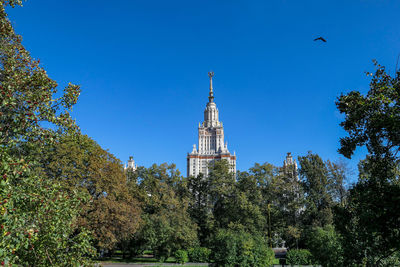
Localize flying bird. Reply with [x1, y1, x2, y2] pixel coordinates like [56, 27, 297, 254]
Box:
[314, 37, 327, 42]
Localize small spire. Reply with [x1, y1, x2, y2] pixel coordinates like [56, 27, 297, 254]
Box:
[208, 71, 214, 102]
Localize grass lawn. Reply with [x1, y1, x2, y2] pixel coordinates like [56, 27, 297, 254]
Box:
[97, 249, 178, 263]
[97, 250, 281, 265]
[97, 257, 176, 264]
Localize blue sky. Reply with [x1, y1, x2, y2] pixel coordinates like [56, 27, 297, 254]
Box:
[7, 0, 400, 181]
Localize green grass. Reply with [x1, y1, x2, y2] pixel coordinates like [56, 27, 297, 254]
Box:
[96, 248, 190, 264]
[97, 256, 176, 264]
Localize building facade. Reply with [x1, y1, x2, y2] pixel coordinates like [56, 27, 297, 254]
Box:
[187, 72, 236, 177]
[282, 152, 298, 180]
[124, 156, 137, 172]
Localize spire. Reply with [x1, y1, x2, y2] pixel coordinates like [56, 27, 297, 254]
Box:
[208, 71, 214, 102]
[203, 71, 220, 127]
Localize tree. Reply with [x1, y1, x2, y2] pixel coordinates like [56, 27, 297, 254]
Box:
[0, 1, 94, 265]
[326, 160, 349, 206]
[334, 181, 400, 266]
[0, 171, 95, 265]
[298, 152, 333, 227]
[247, 163, 285, 246]
[236, 162, 305, 248]
[129, 164, 198, 260]
[38, 134, 141, 252]
[336, 60, 400, 181]
[208, 161, 265, 236]
[211, 228, 274, 267]
[272, 166, 304, 248]
[306, 225, 343, 267]
[335, 61, 400, 265]
[187, 173, 213, 246]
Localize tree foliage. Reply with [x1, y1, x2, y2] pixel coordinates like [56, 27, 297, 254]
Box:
[209, 161, 265, 235]
[0, 168, 95, 265]
[0, 1, 94, 265]
[337, 60, 400, 181]
[211, 228, 274, 267]
[326, 160, 349, 206]
[298, 152, 333, 227]
[128, 164, 198, 259]
[187, 247, 211, 263]
[286, 249, 313, 265]
[306, 225, 343, 267]
[334, 180, 400, 266]
[188, 160, 268, 246]
[38, 134, 141, 251]
[335, 61, 400, 266]
[187, 173, 213, 245]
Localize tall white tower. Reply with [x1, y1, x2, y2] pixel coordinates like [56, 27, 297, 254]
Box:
[187, 72, 236, 177]
[124, 156, 137, 172]
[283, 152, 298, 180]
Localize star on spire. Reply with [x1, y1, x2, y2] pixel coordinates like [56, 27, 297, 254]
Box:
[208, 71, 214, 102]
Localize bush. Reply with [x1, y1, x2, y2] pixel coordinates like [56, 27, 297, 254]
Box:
[188, 247, 211, 262]
[286, 249, 313, 265]
[306, 225, 343, 267]
[175, 250, 189, 264]
[211, 229, 274, 267]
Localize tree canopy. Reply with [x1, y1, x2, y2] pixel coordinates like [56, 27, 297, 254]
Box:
[0, 1, 94, 264]
[38, 134, 142, 251]
[335, 61, 400, 266]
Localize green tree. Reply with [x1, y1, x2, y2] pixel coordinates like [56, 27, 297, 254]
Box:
[0, 1, 94, 265]
[248, 162, 278, 205]
[0, 170, 95, 265]
[236, 162, 304, 247]
[286, 249, 313, 265]
[211, 228, 274, 267]
[247, 163, 284, 246]
[187, 173, 214, 246]
[326, 160, 349, 206]
[335, 61, 400, 266]
[129, 164, 198, 260]
[298, 152, 333, 227]
[336, 60, 400, 182]
[306, 225, 343, 267]
[334, 180, 400, 266]
[272, 165, 304, 249]
[38, 134, 142, 252]
[209, 161, 265, 235]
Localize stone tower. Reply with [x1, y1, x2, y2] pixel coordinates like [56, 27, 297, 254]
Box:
[283, 152, 298, 180]
[124, 156, 137, 172]
[187, 72, 236, 177]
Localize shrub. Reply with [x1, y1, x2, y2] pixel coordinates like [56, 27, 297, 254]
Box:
[306, 225, 343, 267]
[175, 250, 189, 264]
[286, 249, 313, 265]
[379, 251, 400, 266]
[211, 229, 274, 267]
[188, 247, 211, 262]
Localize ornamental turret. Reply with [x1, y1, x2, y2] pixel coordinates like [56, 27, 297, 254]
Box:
[124, 156, 137, 172]
[283, 152, 298, 180]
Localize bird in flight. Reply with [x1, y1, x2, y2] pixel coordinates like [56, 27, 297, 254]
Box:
[314, 37, 327, 42]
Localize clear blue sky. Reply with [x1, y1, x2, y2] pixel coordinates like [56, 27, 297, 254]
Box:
[7, 0, 400, 181]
